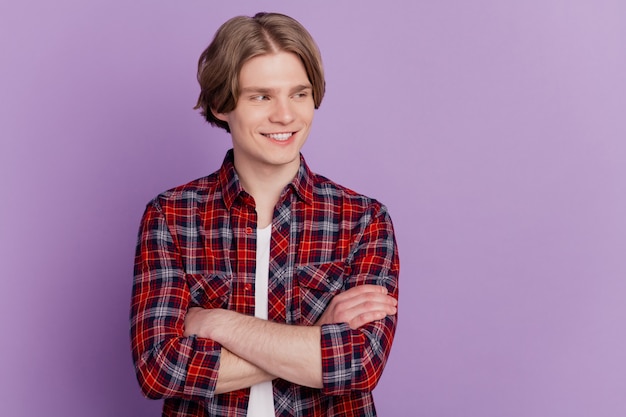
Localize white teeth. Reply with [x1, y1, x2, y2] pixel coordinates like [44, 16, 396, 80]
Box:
[265, 132, 292, 141]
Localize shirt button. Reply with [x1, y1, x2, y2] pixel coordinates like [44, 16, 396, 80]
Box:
[245, 227, 253, 234]
[244, 284, 252, 292]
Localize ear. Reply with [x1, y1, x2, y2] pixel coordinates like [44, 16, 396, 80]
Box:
[211, 108, 229, 122]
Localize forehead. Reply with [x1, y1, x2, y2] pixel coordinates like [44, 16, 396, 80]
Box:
[238, 52, 310, 90]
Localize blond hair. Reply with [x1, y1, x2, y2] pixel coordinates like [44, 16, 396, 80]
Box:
[194, 12, 325, 132]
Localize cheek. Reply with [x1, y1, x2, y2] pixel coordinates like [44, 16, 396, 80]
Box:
[233, 108, 268, 127]
[299, 105, 315, 123]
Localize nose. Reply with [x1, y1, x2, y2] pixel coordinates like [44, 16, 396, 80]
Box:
[269, 97, 295, 124]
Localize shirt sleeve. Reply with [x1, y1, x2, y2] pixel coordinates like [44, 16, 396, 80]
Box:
[319, 203, 399, 395]
[130, 199, 222, 400]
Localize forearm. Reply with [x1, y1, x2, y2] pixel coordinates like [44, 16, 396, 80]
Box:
[211, 309, 396, 394]
[202, 309, 323, 388]
[214, 348, 276, 394]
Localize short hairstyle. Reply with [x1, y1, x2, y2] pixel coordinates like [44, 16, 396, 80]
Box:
[194, 12, 326, 132]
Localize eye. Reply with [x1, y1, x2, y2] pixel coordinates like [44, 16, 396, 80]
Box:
[293, 91, 310, 100]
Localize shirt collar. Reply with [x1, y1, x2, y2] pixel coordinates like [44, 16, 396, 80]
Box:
[288, 154, 314, 206]
[218, 149, 314, 210]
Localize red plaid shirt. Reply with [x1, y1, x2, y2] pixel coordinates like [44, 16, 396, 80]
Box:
[131, 150, 399, 416]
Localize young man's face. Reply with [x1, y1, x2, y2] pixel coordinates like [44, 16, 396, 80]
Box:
[215, 51, 315, 175]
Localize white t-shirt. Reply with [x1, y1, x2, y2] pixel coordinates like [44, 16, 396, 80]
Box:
[246, 225, 275, 416]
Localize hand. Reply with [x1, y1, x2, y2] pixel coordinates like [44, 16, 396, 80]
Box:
[184, 308, 239, 339]
[315, 285, 397, 330]
[184, 306, 212, 338]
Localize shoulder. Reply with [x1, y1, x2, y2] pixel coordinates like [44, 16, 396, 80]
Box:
[309, 172, 389, 219]
[148, 171, 220, 212]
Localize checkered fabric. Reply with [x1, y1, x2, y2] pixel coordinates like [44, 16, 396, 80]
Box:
[131, 150, 399, 416]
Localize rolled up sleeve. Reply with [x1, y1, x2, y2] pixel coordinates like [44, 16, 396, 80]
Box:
[130, 199, 222, 401]
[320, 203, 399, 395]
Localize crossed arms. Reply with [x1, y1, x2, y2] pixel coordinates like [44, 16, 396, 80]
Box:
[131, 199, 399, 400]
[184, 284, 397, 394]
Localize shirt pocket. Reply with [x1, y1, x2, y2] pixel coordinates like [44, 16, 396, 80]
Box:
[185, 272, 232, 309]
[295, 262, 345, 325]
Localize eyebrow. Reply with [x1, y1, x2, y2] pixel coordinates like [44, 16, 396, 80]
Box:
[240, 84, 313, 95]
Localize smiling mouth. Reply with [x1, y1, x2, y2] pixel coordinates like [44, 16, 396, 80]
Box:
[262, 132, 294, 141]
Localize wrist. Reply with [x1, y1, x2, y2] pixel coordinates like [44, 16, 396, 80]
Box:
[184, 308, 227, 340]
[204, 308, 235, 343]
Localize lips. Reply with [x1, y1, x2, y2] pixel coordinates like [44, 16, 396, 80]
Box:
[263, 132, 294, 141]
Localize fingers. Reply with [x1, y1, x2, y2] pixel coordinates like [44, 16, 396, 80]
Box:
[342, 297, 397, 330]
[331, 285, 394, 311]
[334, 286, 397, 312]
[348, 310, 390, 330]
[324, 285, 397, 329]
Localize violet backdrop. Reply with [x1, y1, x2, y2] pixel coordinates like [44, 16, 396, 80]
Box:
[1, 1, 625, 416]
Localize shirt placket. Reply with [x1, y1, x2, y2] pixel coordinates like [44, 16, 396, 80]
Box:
[230, 194, 257, 317]
[268, 193, 301, 417]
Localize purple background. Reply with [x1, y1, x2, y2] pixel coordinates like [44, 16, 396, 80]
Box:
[1, 1, 625, 416]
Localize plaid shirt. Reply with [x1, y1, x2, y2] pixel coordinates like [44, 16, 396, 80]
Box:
[131, 150, 399, 417]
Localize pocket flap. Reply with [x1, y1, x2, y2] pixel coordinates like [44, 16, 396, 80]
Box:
[295, 262, 345, 293]
[186, 273, 232, 301]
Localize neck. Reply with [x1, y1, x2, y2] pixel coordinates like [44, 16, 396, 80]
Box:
[234, 156, 300, 228]
[235, 160, 299, 200]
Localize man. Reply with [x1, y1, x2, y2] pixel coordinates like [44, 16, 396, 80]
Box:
[131, 12, 399, 417]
